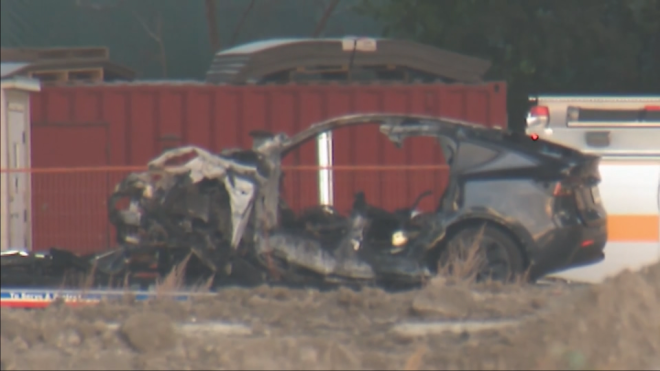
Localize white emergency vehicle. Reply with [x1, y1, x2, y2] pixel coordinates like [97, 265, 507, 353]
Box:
[526, 95, 660, 283]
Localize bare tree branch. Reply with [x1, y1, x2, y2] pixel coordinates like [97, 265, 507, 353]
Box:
[312, 0, 340, 37]
[133, 10, 168, 77]
[204, 0, 221, 52]
[230, 0, 257, 46]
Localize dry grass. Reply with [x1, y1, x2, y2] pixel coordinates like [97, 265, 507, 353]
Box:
[154, 252, 192, 296]
[435, 226, 486, 284]
[186, 272, 216, 293]
[434, 225, 531, 287]
[64, 249, 213, 304]
[404, 346, 428, 371]
[199, 273, 215, 292]
[60, 259, 98, 292]
[121, 273, 138, 304]
[80, 259, 98, 292]
[153, 251, 216, 294]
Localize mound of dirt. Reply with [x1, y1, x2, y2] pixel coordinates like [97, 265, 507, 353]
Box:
[421, 262, 660, 370]
[120, 313, 176, 353]
[525, 262, 660, 370]
[0, 264, 657, 370]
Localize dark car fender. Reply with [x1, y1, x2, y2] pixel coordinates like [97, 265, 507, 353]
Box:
[434, 207, 537, 265]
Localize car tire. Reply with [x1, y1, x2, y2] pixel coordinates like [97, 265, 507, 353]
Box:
[437, 224, 525, 283]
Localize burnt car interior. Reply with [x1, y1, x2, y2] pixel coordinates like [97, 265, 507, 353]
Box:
[100, 114, 480, 287]
[100, 114, 530, 288]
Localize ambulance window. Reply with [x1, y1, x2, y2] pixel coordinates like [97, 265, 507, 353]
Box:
[570, 106, 660, 123]
[646, 110, 660, 121]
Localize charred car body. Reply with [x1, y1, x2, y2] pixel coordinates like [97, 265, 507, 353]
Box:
[2, 114, 609, 289]
[97, 113, 608, 288]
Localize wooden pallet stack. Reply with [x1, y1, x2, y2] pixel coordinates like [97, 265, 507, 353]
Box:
[28, 67, 104, 84]
[1, 46, 134, 84]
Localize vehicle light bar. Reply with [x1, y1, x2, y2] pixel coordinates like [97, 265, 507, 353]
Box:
[526, 105, 550, 127]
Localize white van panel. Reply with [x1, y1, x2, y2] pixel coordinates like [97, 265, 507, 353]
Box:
[550, 160, 660, 283]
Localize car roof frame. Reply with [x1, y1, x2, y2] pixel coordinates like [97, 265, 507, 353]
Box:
[279, 113, 497, 156]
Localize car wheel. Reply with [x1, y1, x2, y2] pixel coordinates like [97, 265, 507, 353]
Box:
[437, 224, 525, 282]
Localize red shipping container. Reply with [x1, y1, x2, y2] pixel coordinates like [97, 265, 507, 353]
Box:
[29, 82, 507, 253]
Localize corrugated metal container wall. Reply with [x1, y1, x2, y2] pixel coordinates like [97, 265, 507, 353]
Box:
[29, 83, 507, 252]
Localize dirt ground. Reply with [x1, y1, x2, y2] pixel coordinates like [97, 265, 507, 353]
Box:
[1, 262, 659, 371]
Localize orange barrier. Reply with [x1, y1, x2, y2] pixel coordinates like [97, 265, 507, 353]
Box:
[1, 165, 450, 255]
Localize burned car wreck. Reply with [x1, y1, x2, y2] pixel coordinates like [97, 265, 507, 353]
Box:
[1, 114, 608, 290]
[95, 113, 608, 289]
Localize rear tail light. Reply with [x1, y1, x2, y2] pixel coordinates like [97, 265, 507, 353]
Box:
[644, 105, 660, 111]
[526, 105, 550, 128]
[581, 239, 594, 248]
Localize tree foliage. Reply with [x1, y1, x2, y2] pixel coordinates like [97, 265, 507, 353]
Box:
[356, 0, 660, 129]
